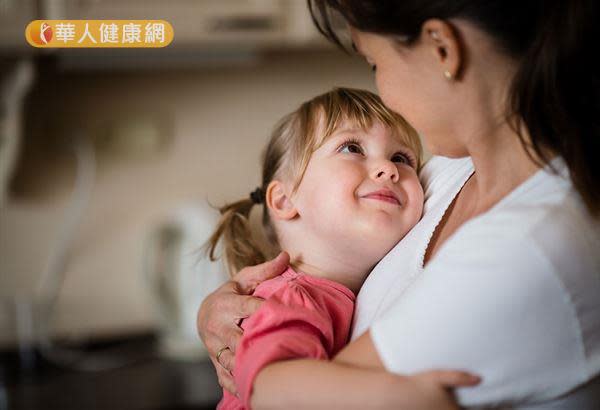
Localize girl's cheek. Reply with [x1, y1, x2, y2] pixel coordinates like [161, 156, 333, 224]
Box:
[413, 182, 425, 215]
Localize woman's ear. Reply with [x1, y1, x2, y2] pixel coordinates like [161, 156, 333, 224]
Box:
[421, 19, 462, 80]
[265, 180, 298, 220]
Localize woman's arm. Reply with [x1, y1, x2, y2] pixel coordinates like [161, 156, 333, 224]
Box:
[226, 271, 480, 409]
[198, 252, 479, 408]
[362, 227, 593, 407]
[252, 332, 479, 410]
[253, 218, 596, 408]
[333, 330, 386, 369]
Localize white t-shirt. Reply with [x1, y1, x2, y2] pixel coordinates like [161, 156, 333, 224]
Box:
[353, 156, 600, 409]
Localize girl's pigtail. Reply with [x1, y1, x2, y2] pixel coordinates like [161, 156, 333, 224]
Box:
[206, 197, 267, 277]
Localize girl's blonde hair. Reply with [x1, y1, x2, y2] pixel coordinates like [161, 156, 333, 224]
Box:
[206, 87, 422, 276]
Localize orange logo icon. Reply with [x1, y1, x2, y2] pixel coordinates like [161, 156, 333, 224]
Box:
[29, 21, 53, 45]
[26, 20, 173, 48]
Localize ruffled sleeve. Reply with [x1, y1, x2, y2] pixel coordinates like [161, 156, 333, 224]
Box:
[234, 278, 353, 409]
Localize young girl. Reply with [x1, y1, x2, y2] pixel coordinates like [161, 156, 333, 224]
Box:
[207, 88, 478, 409]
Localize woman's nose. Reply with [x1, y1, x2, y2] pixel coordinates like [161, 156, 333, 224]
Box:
[371, 160, 399, 183]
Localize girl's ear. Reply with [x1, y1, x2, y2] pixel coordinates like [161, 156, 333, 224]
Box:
[265, 180, 298, 220]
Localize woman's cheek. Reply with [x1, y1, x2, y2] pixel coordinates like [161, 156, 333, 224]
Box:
[375, 74, 392, 109]
[375, 67, 400, 112]
[377, 77, 405, 117]
[375, 69, 423, 133]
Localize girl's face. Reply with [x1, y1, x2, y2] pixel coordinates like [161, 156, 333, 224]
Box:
[291, 121, 424, 262]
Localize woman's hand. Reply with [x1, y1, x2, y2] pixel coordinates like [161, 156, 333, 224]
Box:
[196, 251, 289, 394]
[398, 369, 481, 410]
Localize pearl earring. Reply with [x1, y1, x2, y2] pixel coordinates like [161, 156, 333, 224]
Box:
[444, 70, 453, 80]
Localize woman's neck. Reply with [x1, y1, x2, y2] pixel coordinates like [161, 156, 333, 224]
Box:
[465, 121, 544, 216]
[457, 48, 545, 215]
[423, 124, 545, 266]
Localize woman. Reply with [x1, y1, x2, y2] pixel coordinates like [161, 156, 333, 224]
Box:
[198, 1, 600, 408]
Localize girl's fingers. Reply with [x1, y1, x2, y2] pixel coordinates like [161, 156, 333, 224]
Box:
[422, 370, 481, 387]
[235, 252, 290, 294]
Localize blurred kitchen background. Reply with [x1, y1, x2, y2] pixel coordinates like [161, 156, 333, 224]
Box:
[0, 0, 378, 408]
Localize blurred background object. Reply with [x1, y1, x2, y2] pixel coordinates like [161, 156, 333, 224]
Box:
[0, 59, 34, 206]
[0, 1, 378, 408]
[143, 203, 230, 360]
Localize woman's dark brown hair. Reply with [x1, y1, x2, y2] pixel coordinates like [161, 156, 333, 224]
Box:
[308, 0, 599, 216]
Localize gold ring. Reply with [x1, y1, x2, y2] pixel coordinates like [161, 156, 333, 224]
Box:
[216, 346, 230, 367]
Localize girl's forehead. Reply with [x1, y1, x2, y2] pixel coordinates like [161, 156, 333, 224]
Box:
[318, 117, 373, 140]
[322, 120, 410, 147]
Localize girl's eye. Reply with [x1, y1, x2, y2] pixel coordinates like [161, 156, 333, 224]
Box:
[391, 152, 413, 166]
[339, 141, 364, 155]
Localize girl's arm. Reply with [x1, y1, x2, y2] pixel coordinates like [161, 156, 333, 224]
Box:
[252, 331, 479, 410]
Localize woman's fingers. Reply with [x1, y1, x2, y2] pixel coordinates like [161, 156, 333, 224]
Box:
[197, 282, 244, 351]
[197, 285, 226, 353]
[224, 326, 244, 353]
[235, 295, 266, 320]
[196, 254, 290, 396]
[234, 251, 290, 294]
[212, 356, 238, 396]
[217, 347, 236, 371]
[199, 301, 244, 356]
[420, 370, 481, 388]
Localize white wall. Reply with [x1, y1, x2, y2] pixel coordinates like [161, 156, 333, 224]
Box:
[0, 50, 378, 346]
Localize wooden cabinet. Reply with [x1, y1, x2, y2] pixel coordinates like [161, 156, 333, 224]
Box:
[0, 0, 38, 51]
[59, 0, 326, 49]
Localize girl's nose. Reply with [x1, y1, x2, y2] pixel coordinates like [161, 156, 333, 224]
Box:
[372, 160, 399, 183]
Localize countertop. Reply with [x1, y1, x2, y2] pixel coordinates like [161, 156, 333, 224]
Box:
[0, 333, 221, 410]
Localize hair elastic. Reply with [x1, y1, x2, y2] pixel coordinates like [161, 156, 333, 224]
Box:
[250, 187, 264, 204]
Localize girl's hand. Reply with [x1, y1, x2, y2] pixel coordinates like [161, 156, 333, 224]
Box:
[196, 252, 289, 394]
[398, 369, 481, 410]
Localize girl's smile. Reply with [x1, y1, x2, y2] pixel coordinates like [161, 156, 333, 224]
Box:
[360, 188, 402, 206]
